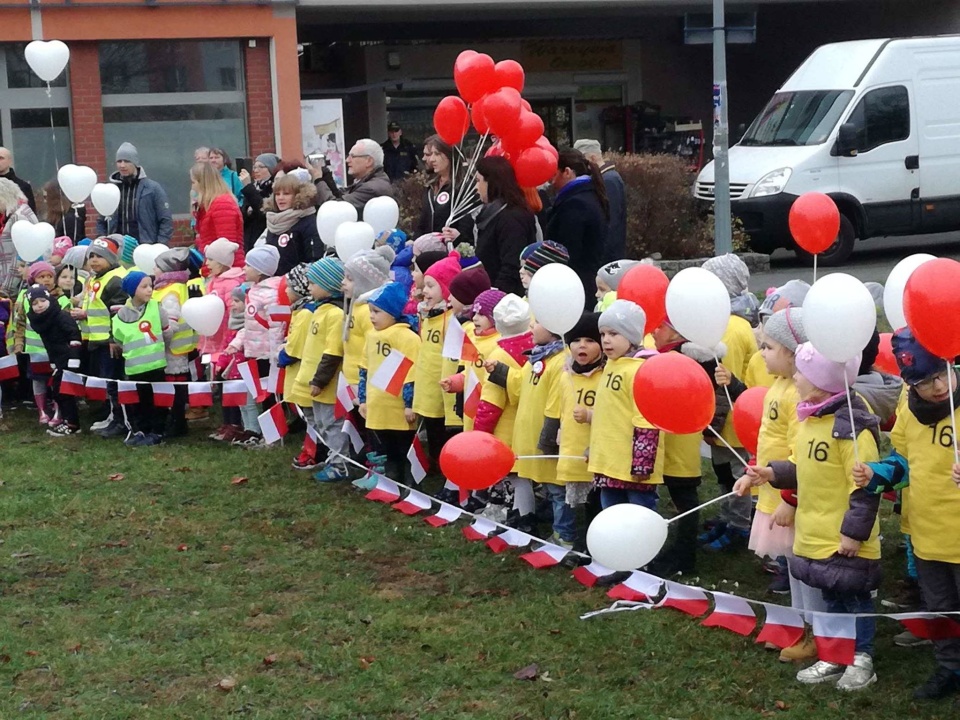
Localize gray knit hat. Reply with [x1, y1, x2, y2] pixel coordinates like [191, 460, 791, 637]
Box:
[116, 142, 140, 166]
[702, 253, 749, 297]
[759, 279, 810, 317]
[598, 299, 647, 348]
[345, 246, 395, 298]
[255, 153, 280, 173]
[245, 245, 280, 277]
[763, 307, 807, 353]
[155, 247, 191, 273]
[597, 259, 641, 291]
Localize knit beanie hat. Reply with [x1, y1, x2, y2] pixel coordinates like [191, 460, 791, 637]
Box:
[760, 279, 810, 317]
[52, 236, 73, 258]
[28, 285, 51, 303]
[523, 240, 569, 274]
[119, 235, 138, 266]
[564, 312, 603, 346]
[413, 232, 447, 256]
[121, 270, 148, 297]
[345, 246, 395, 298]
[597, 259, 641, 291]
[424, 251, 462, 299]
[116, 142, 140, 166]
[519, 242, 539, 266]
[472, 288, 506, 323]
[285, 263, 311, 298]
[368, 281, 407, 320]
[306, 257, 345, 296]
[231, 284, 248, 302]
[245, 245, 281, 277]
[456, 242, 481, 271]
[27, 261, 55, 284]
[702, 253, 750, 297]
[763, 307, 807, 353]
[415, 250, 448, 274]
[493, 294, 531, 338]
[155, 247, 191, 273]
[88, 236, 120, 266]
[598, 299, 647, 348]
[794, 342, 860, 394]
[62, 245, 89, 269]
[382, 228, 408, 254]
[255, 153, 280, 173]
[891, 328, 943, 386]
[449, 266, 491, 306]
[205, 238, 240, 267]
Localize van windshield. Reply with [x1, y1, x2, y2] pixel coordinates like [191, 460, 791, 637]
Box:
[740, 90, 853, 146]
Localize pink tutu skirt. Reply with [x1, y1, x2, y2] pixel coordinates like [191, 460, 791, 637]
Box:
[748, 510, 795, 560]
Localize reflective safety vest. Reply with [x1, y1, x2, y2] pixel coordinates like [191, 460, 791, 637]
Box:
[22, 292, 71, 355]
[82, 267, 128, 342]
[6, 290, 26, 354]
[153, 283, 198, 355]
[111, 300, 167, 375]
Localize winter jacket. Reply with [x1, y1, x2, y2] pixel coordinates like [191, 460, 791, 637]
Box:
[240, 178, 273, 252]
[199, 267, 244, 356]
[226, 275, 283, 360]
[27, 300, 81, 371]
[417, 181, 475, 240]
[316, 167, 394, 215]
[599, 162, 626, 264]
[0, 294, 12, 352]
[254, 183, 323, 276]
[96, 167, 173, 245]
[194, 194, 244, 266]
[0, 203, 38, 296]
[52, 205, 87, 245]
[0, 168, 35, 213]
[853, 370, 903, 425]
[221, 167, 245, 207]
[381, 138, 419, 182]
[473, 201, 536, 297]
[546, 178, 607, 309]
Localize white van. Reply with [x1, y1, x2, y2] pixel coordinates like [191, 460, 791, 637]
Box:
[696, 36, 960, 265]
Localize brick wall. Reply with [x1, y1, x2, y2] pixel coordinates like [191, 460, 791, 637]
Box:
[245, 40, 278, 157]
[67, 42, 105, 238]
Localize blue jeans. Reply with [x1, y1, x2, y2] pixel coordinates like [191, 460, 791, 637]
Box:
[600, 487, 658, 511]
[543, 483, 576, 543]
[822, 589, 875, 657]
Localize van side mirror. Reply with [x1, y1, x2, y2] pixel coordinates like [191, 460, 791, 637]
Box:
[837, 123, 858, 157]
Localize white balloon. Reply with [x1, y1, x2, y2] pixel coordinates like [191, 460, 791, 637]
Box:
[24, 40, 70, 83]
[884, 253, 936, 331]
[132, 244, 166, 274]
[665, 267, 731, 349]
[334, 221, 376, 262]
[181, 295, 225, 337]
[586, 504, 669, 571]
[803, 272, 877, 363]
[90, 183, 121, 217]
[528, 263, 586, 335]
[316, 201, 358, 247]
[57, 164, 98, 204]
[11, 221, 55, 262]
[362, 196, 400, 236]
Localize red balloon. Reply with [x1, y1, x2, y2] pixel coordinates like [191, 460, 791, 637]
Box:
[439, 431, 515, 491]
[616, 264, 669, 334]
[903, 257, 960, 359]
[501, 110, 544, 151]
[633, 353, 716, 435]
[732, 386, 768, 457]
[875, 332, 899, 375]
[483, 87, 523, 138]
[788, 192, 840, 254]
[521, 98, 532, 112]
[512, 146, 557, 187]
[472, 93, 490, 134]
[484, 140, 506, 158]
[454, 52, 498, 104]
[433, 95, 470, 145]
[535, 136, 558, 160]
[494, 59, 525, 92]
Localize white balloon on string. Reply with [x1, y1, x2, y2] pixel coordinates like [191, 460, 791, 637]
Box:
[24, 40, 70, 82]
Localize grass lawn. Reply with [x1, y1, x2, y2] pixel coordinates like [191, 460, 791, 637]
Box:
[0, 406, 954, 719]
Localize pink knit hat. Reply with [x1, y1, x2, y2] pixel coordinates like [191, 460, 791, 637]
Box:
[27, 261, 56, 284]
[52, 236, 73, 258]
[472, 288, 506, 322]
[794, 342, 860, 394]
[424, 251, 462, 300]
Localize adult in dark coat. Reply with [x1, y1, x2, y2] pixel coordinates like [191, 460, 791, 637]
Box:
[381, 122, 419, 182]
[417, 135, 475, 242]
[253, 174, 322, 277]
[239, 153, 280, 252]
[574, 139, 626, 263]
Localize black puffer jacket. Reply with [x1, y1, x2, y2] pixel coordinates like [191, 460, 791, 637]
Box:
[241, 177, 273, 252]
[546, 179, 607, 309]
[27, 300, 81, 371]
[473, 201, 536, 297]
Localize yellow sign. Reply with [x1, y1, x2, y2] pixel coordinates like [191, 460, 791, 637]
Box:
[521, 40, 623, 73]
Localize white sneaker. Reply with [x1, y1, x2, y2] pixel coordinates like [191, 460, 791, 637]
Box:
[894, 629, 932, 648]
[90, 414, 114, 431]
[837, 653, 877, 691]
[797, 660, 845, 685]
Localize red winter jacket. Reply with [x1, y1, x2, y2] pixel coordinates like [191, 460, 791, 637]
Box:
[195, 194, 244, 266]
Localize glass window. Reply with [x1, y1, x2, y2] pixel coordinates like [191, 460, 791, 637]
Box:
[5, 43, 68, 88]
[740, 90, 853, 147]
[845, 85, 910, 153]
[10, 109, 73, 188]
[100, 40, 241, 94]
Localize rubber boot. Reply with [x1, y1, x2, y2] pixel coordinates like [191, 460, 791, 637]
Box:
[35, 393, 51, 425]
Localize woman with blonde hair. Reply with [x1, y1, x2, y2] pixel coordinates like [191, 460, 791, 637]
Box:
[191, 161, 244, 266]
[253, 173, 322, 276]
[0, 177, 38, 292]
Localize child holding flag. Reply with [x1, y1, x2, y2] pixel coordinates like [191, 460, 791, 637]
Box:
[26, 286, 82, 437]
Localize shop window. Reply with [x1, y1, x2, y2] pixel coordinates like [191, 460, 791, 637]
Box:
[100, 40, 241, 94]
[5, 43, 67, 89]
[9, 109, 73, 189]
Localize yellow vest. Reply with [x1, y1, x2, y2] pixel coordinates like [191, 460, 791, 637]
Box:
[281, 308, 312, 407]
[755, 376, 800, 514]
[82, 267, 127, 342]
[343, 302, 373, 386]
[442, 319, 474, 429]
[513, 350, 567, 483]
[294, 302, 345, 405]
[187, 277, 205, 296]
[462, 328, 501, 432]
[479, 345, 524, 471]
[555, 368, 602, 483]
[744, 349, 776, 389]
[153, 283, 198, 355]
[412, 309, 449, 418]
[362, 322, 420, 431]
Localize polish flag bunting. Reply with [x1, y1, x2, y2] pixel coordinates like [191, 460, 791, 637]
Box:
[365, 475, 401, 504]
[59, 371, 86, 397]
[463, 368, 482, 419]
[342, 415, 364, 453]
[520, 543, 570, 569]
[572, 560, 616, 588]
[607, 571, 663, 603]
[239, 359, 267, 402]
[661, 580, 710, 617]
[0, 354, 19, 381]
[442, 319, 479, 362]
[222, 380, 248, 407]
[392, 489, 433, 515]
[812, 612, 858, 666]
[371, 349, 414, 396]
[302, 425, 320, 460]
[188, 382, 214, 407]
[701, 592, 757, 636]
[334, 372, 355, 419]
[899, 614, 960, 641]
[29, 354, 51, 374]
[118, 381, 139, 405]
[85, 377, 107, 401]
[755, 603, 805, 649]
[462, 517, 499, 542]
[407, 435, 429, 484]
[152, 382, 176, 408]
[423, 502, 462, 528]
[264, 362, 284, 395]
[257, 402, 288, 444]
[486, 528, 533, 554]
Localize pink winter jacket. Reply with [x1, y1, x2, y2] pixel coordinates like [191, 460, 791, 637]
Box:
[226, 276, 282, 360]
[199, 267, 244, 356]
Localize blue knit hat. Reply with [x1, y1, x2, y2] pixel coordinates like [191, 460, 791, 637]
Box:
[306, 257, 344, 297]
[121, 270, 148, 297]
[121, 235, 138, 266]
[892, 327, 943, 386]
[368, 282, 407, 320]
[382, 228, 408, 254]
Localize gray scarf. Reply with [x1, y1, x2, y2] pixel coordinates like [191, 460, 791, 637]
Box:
[266, 207, 314, 235]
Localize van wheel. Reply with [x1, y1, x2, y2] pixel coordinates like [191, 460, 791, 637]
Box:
[794, 214, 856, 267]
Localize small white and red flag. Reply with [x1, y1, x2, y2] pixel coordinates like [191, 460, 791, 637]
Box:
[257, 403, 288, 444]
[407, 435, 429, 484]
[370, 349, 413, 397]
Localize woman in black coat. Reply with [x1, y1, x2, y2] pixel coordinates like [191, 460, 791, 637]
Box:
[546, 149, 609, 309]
[417, 135, 475, 243]
[254, 174, 322, 277]
[239, 153, 279, 252]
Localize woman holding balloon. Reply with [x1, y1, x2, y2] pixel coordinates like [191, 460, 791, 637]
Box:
[417, 135, 475, 243]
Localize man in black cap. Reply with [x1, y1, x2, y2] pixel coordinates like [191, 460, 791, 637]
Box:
[380, 122, 418, 182]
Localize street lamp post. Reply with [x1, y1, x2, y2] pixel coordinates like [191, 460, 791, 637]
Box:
[712, 0, 733, 255]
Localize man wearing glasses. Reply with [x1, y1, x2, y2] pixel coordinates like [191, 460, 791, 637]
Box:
[315, 138, 394, 214]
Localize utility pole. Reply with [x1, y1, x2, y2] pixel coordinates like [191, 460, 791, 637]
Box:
[712, 0, 733, 255]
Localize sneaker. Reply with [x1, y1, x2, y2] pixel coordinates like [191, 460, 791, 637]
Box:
[292, 451, 321, 471]
[880, 579, 923, 611]
[95, 420, 128, 439]
[314, 465, 350, 483]
[234, 434, 266, 449]
[698, 522, 728, 545]
[218, 425, 246, 443]
[767, 571, 791, 595]
[185, 407, 209, 421]
[837, 654, 876, 692]
[90, 414, 114, 432]
[594, 571, 633, 588]
[462, 495, 487, 513]
[352, 472, 380, 491]
[703, 527, 749, 553]
[47, 422, 81, 437]
[124, 431, 148, 447]
[208, 424, 229, 440]
[504, 509, 537, 535]
[365, 451, 388, 466]
[796, 660, 845, 685]
[549, 532, 575, 551]
[779, 636, 818, 663]
[913, 666, 960, 700]
[894, 629, 933, 648]
[143, 433, 163, 446]
[477, 503, 508, 524]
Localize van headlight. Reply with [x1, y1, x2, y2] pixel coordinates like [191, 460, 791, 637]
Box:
[750, 167, 792, 198]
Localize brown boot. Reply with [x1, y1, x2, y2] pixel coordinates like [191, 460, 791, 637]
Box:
[779, 634, 818, 663]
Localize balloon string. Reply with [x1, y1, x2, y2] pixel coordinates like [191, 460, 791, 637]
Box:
[813, 253, 818, 285]
[948, 359, 960, 467]
[843, 373, 861, 465]
[714, 352, 734, 414]
[47, 83, 60, 175]
[668, 491, 736, 524]
[705, 425, 751, 468]
[514, 454, 585, 460]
